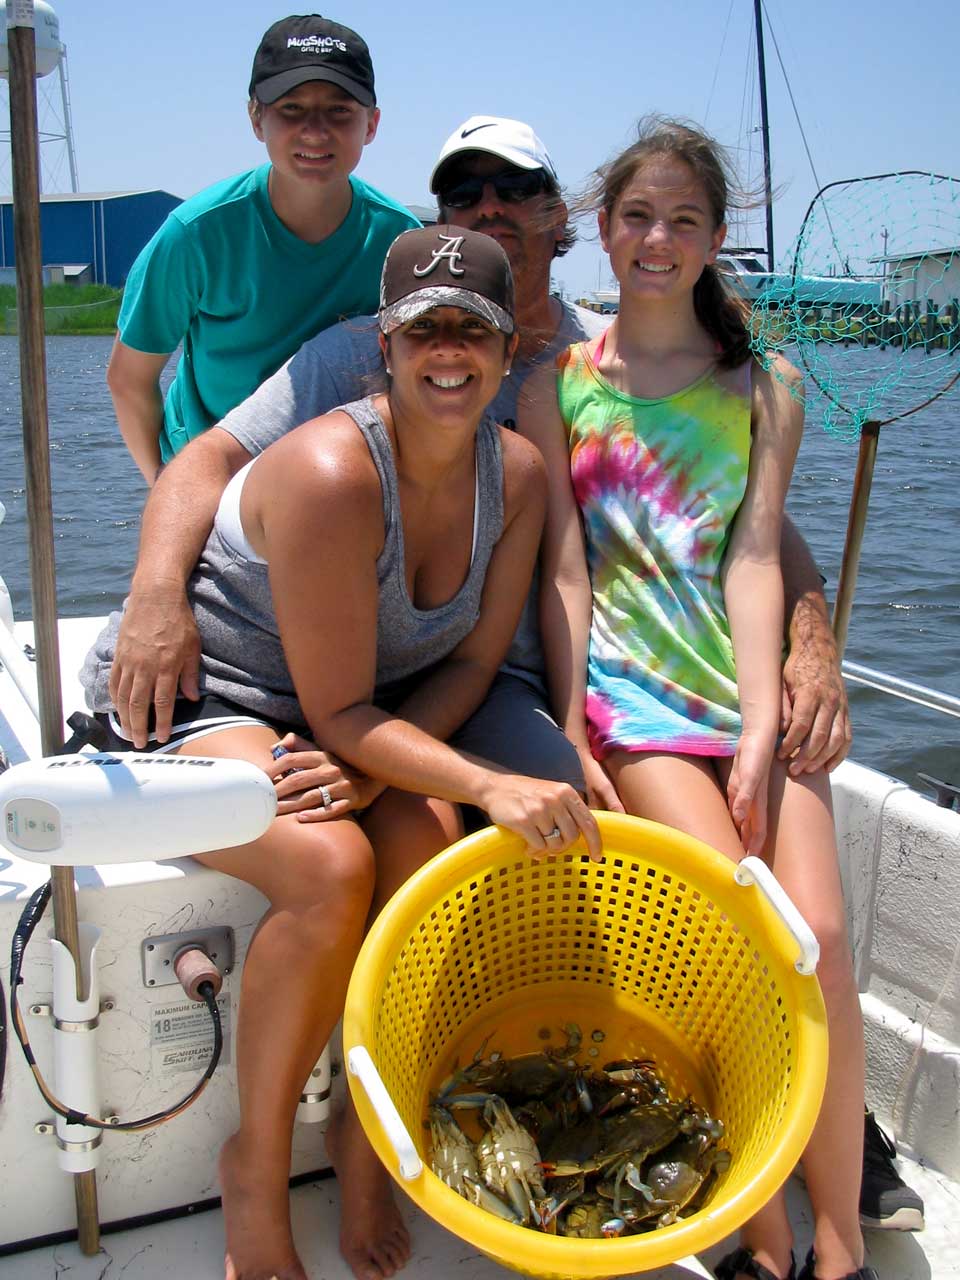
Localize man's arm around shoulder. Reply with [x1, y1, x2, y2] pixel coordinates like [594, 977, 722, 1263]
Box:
[111, 427, 252, 747]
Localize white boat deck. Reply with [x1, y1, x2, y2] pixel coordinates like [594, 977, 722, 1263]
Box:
[1, 1157, 956, 1279]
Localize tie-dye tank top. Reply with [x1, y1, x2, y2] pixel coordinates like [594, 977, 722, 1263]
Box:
[556, 341, 753, 759]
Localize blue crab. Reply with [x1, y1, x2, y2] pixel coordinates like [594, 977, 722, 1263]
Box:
[475, 1095, 547, 1226]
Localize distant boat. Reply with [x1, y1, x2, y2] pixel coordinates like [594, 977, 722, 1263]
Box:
[580, 259, 884, 316]
[718, 251, 883, 308]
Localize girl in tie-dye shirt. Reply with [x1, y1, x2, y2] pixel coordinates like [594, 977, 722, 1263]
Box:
[521, 118, 869, 1280]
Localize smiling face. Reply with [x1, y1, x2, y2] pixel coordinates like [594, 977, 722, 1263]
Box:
[599, 155, 727, 301]
[380, 306, 516, 426]
[249, 80, 379, 188]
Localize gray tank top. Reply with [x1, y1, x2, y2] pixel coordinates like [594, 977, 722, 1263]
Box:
[82, 397, 505, 728]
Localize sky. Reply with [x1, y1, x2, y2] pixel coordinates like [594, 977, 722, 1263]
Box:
[2, 0, 959, 299]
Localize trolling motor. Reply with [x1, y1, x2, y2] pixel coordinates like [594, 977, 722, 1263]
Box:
[2, 739, 277, 866]
[1, 746, 277, 1165]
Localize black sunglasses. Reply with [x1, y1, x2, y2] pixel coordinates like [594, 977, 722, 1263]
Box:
[438, 169, 551, 210]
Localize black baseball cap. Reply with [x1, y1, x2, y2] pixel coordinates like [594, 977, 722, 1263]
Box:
[249, 15, 376, 107]
[379, 226, 515, 335]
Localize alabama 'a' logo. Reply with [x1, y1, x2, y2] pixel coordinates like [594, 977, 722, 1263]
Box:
[413, 233, 466, 278]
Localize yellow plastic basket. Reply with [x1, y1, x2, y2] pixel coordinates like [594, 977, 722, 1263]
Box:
[343, 813, 828, 1279]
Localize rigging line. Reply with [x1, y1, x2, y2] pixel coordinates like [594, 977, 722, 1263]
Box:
[737, 21, 755, 148]
[704, 0, 737, 122]
[760, 0, 822, 193]
[761, 0, 848, 272]
[735, 27, 759, 250]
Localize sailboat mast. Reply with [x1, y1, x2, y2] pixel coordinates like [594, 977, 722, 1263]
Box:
[754, 0, 775, 268]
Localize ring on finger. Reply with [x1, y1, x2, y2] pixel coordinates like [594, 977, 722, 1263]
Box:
[544, 826, 562, 840]
[319, 784, 333, 810]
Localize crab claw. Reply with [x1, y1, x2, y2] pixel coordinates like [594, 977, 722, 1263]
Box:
[601, 1215, 627, 1237]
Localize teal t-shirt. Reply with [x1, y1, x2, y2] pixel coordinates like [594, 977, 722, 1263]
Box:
[117, 165, 420, 461]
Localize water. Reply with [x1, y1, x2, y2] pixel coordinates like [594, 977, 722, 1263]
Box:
[0, 335, 957, 790]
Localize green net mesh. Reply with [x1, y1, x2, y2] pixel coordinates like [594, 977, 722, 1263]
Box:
[749, 171, 960, 441]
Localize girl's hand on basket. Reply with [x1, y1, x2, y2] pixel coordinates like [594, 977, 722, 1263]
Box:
[269, 732, 381, 820]
[578, 747, 625, 813]
[727, 732, 774, 855]
[479, 774, 603, 862]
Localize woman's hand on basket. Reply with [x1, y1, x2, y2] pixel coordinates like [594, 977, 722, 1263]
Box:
[478, 774, 603, 862]
[727, 731, 774, 856]
[269, 732, 382, 820]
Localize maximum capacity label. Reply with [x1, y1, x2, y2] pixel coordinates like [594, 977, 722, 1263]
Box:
[151, 994, 232, 1076]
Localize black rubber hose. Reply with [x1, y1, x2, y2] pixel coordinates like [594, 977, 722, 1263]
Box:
[9, 881, 224, 1131]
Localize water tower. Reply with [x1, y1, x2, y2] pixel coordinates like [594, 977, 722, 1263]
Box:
[0, 0, 79, 193]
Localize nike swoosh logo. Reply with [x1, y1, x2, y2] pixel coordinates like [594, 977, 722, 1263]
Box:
[461, 123, 497, 138]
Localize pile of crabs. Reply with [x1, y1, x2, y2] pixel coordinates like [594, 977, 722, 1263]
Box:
[428, 1024, 730, 1239]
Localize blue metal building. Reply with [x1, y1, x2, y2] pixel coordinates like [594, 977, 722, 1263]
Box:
[0, 189, 181, 287]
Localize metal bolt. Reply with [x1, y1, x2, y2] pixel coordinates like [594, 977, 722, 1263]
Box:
[34, 1122, 54, 1135]
[104, 1114, 120, 1126]
[100, 999, 115, 1013]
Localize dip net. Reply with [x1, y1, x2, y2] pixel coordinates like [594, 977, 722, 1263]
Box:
[752, 170, 960, 441]
[749, 170, 960, 654]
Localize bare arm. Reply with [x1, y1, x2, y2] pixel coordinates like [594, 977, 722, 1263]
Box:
[518, 364, 623, 812]
[106, 337, 173, 486]
[252, 417, 601, 858]
[722, 357, 804, 853]
[778, 516, 851, 773]
[109, 425, 253, 746]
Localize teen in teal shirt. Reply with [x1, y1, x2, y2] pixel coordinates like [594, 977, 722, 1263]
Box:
[108, 14, 418, 482]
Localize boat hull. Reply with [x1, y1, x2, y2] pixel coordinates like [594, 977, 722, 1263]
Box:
[0, 853, 333, 1248]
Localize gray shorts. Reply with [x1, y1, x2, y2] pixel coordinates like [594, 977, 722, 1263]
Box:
[448, 672, 585, 793]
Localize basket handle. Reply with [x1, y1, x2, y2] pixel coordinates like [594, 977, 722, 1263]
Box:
[734, 856, 820, 975]
[346, 1046, 423, 1181]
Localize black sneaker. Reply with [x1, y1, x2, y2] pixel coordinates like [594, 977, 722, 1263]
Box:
[860, 1109, 925, 1231]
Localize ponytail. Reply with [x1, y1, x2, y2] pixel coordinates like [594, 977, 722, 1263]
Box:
[694, 265, 752, 369]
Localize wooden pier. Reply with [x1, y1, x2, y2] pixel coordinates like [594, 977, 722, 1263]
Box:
[756, 298, 960, 352]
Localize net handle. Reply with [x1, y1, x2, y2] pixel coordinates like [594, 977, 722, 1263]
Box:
[347, 1045, 423, 1181]
[734, 856, 820, 974]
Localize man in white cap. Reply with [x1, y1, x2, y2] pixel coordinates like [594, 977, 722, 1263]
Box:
[106, 116, 859, 1279]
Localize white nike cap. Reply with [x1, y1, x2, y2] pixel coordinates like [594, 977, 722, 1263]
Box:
[429, 116, 559, 193]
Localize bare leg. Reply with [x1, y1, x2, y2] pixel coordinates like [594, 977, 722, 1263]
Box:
[609, 752, 798, 1280]
[174, 726, 375, 1280]
[746, 761, 865, 1279]
[328, 789, 463, 1280]
[610, 750, 865, 1279]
